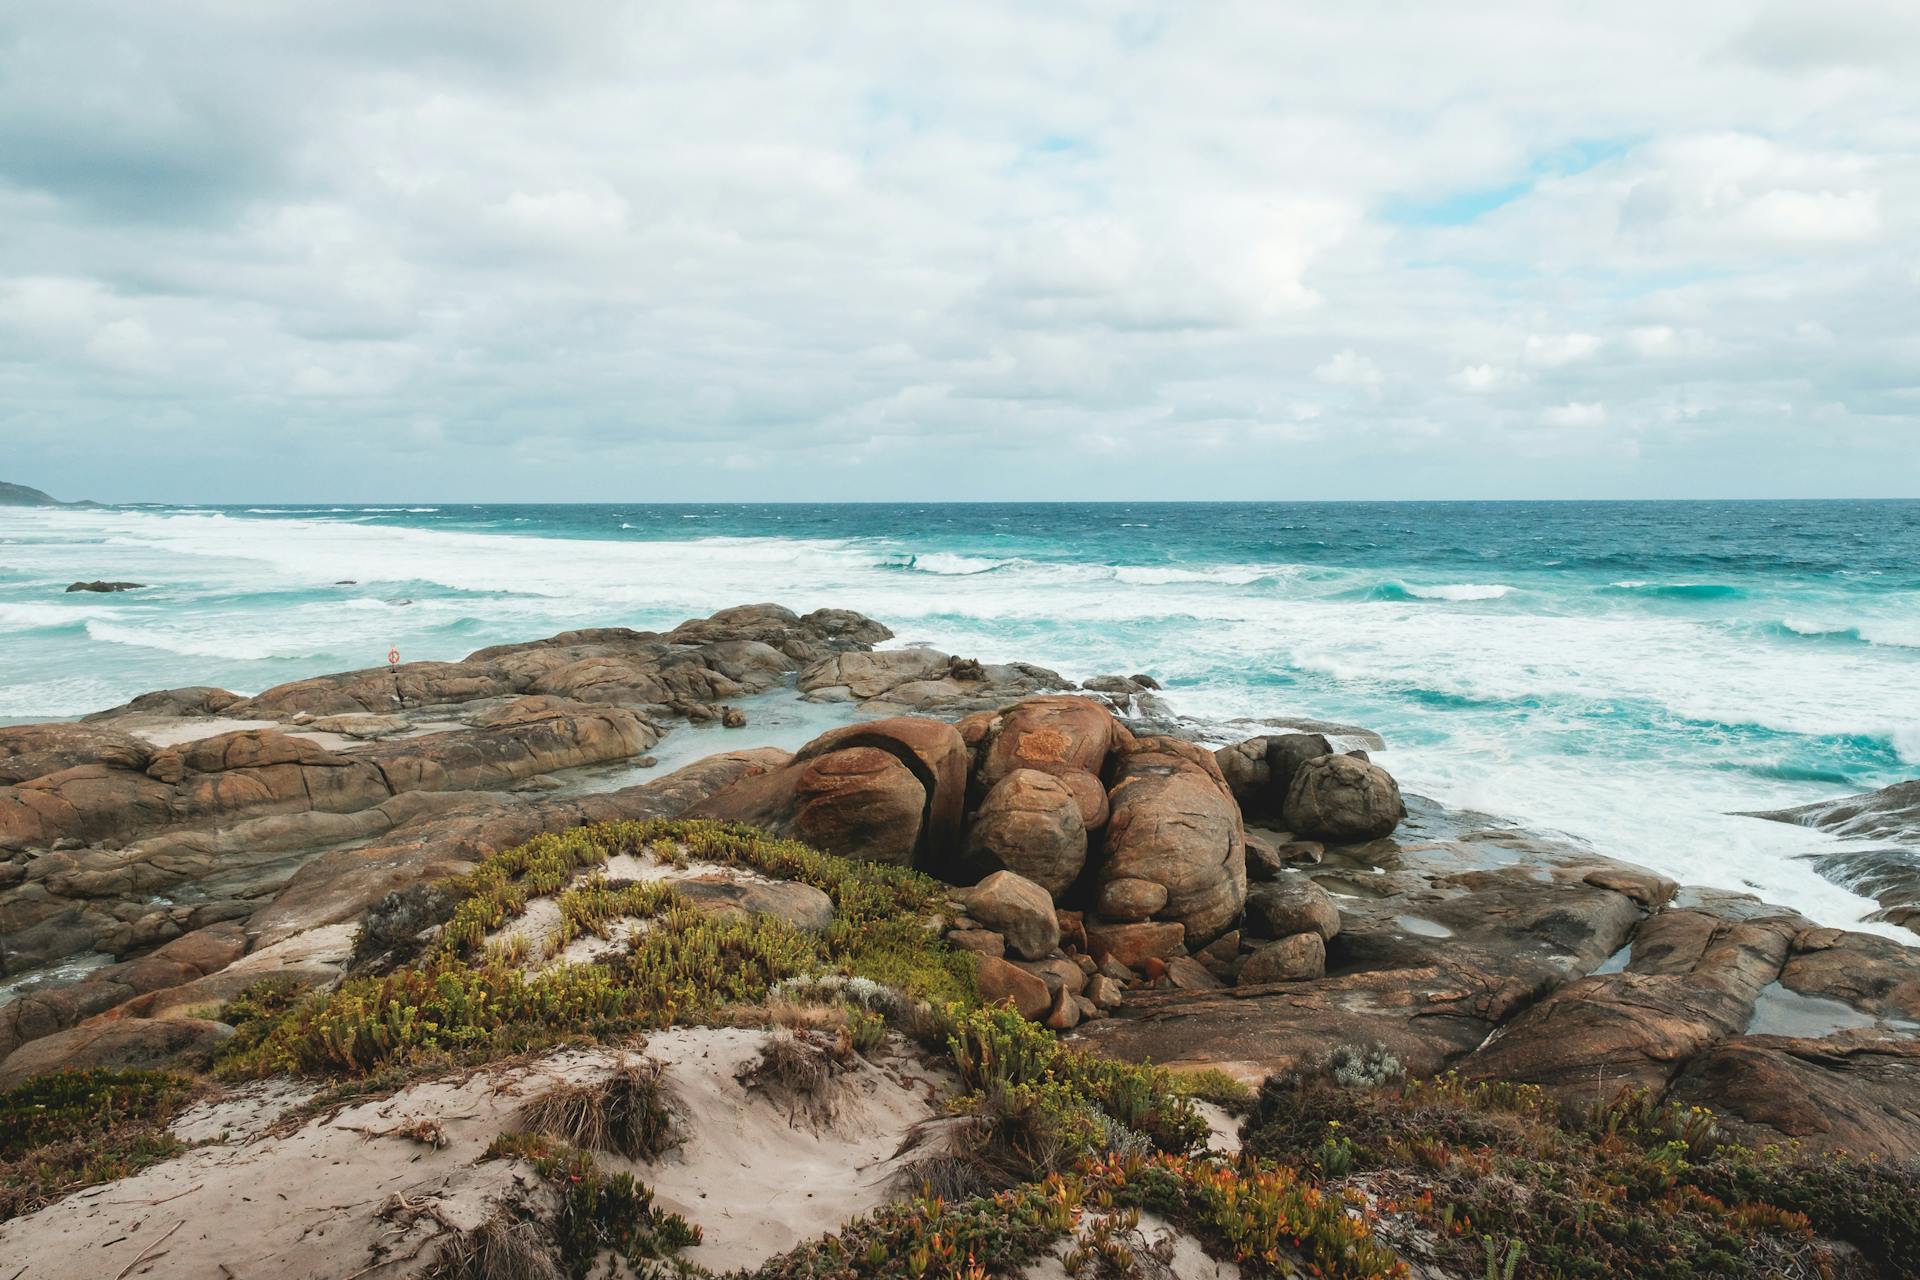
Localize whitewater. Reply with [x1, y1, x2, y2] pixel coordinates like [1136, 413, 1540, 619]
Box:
[3, 499, 1917, 935]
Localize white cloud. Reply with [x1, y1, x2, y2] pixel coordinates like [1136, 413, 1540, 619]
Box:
[1541, 401, 1608, 428]
[1314, 349, 1384, 388]
[0, 2, 1914, 499]
[1448, 363, 1519, 392]
[1524, 333, 1603, 367]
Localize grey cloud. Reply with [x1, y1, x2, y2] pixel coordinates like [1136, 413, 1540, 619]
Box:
[0, 1, 1916, 502]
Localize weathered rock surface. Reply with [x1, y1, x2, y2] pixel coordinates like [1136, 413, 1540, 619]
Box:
[1098, 736, 1246, 944]
[975, 696, 1127, 831]
[1238, 932, 1325, 983]
[964, 769, 1087, 895]
[1281, 753, 1405, 843]
[1244, 875, 1341, 941]
[960, 870, 1060, 961]
[797, 648, 1066, 714]
[687, 717, 969, 869]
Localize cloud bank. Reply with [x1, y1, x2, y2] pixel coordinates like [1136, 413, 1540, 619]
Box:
[1, 1, 1916, 500]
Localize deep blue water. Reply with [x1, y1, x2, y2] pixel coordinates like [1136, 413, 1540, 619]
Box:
[3, 499, 1916, 928]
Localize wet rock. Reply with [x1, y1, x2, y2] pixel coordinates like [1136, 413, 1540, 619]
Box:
[1281, 754, 1405, 843]
[65, 581, 144, 593]
[960, 871, 1060, 961]
[1667, 1032, 1920, 1160]
[721, 707, 748, 728]
[964, 769, 1087, 895]
[1243, 831, 1283, 880]
[1460, 907, 1801, 1104]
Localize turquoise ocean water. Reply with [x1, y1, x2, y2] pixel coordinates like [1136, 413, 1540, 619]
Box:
[2, 500, 1916, 931]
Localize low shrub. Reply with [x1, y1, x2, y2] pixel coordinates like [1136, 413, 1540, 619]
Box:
[484, 1132, 700, 1279]
[1242, 1070, 1915, 1280]
[0, 1068, 193, 1220]
[218, 820, 977, 1081]
[753, 1151, 1404, 1279]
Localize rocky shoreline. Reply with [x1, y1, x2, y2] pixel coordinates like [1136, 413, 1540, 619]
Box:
[2, 602, 1919, 1277]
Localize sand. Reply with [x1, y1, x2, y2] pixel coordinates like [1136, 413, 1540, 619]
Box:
[0, 1029, 947, 1279]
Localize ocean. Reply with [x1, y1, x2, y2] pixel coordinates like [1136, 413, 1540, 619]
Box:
[3, 500, 1916, 933]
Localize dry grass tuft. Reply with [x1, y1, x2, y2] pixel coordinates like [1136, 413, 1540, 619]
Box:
[425, 1213, 565, 1280]
[516, 1059, 679, 1161]
[738, 1030, 851, 1127]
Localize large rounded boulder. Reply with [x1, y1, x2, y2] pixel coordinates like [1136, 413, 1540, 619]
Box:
[1282, 754, 1405, 843]
[1097, 736, 1246, 944]
[686, 717, 968, 868]
[965, 768, 1088, 896]
[976, 695, 1128, 830]
[790, 717, 970, 866]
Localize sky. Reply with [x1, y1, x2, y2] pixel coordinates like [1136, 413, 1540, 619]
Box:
[1, 1, 1917, 503]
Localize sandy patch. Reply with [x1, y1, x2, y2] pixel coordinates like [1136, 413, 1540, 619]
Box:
[630, 1027, 947, 1273]
[0, 1029, 951, 1280]
[0, 1051, 621, 1280]
[1194, 1100, 1243, 1154]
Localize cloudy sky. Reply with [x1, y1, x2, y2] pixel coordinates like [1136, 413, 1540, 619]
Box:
[2, 2, 1917, 502]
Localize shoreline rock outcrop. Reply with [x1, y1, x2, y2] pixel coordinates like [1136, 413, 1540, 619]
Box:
[2, 601, 1917, 1168]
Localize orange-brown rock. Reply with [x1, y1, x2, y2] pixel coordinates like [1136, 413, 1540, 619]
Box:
[976, 696, 1126, 830]
[965, 769, 1087, 895]
[1098, 736, 1246, 944]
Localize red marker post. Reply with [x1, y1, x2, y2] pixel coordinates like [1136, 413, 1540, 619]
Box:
[387, 646, 400, 671]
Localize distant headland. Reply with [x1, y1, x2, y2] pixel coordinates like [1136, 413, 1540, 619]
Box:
[0, 480, 99, 508]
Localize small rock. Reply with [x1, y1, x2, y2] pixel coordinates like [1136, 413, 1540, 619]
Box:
[1097, 957, 1134, 984]
[962, 870, 1062, 961]
[65, 580, 145, 593]
[1086, 920, 1185, 969]
[1244, 832, 1284, 880]
[721, 707, 748, 728]
[1246, 877, 1341, 941]
[1197, 930, 1242, 978]
[634, 755, 659, 768]
[1071, 954, 1097, 976]
[1015, 957, 1088, 997]
[976, 955, 1052, 1020]
[948, 928, 1006, 957]
[1044, 985, 1082, 1030]
[1055, 908, 1087, 954]
[1238, 931, 1326, 984]
[1086, 974, 1125, 1009]
[1166, 956, 1225, 990]
[1277, 840, 1324, 865]
[1095, 876, 1169, 922]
